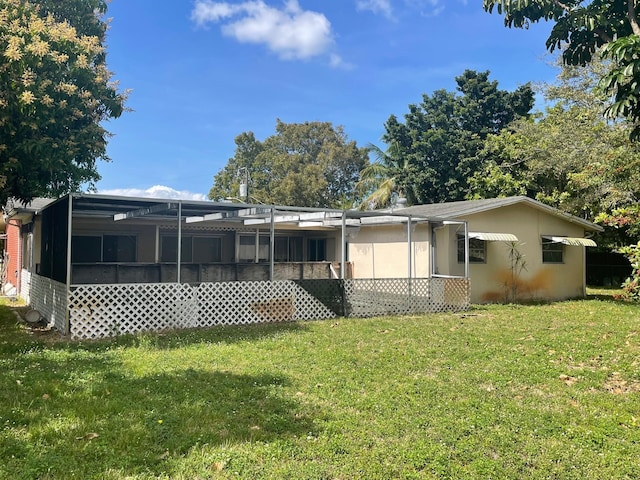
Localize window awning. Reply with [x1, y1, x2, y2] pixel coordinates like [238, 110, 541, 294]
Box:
[542, 235, 597, 247]
[468, 232, 518, 242]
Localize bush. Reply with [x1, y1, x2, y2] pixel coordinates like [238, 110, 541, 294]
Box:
[616, 242, 640, 301]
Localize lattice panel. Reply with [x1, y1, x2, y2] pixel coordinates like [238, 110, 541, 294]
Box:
[62, 277, 468, 339]
[69, 283, 198, 339]
[196, 280, 336, 326]
[28, 274, 68, 333]
[344, 278, 469, 317]
[20, 269, 31, 304]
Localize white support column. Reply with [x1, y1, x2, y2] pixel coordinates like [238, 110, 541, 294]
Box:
[177, 201, 182, 283]
[341, 212, 346, 280]
[269, 208, 275, 281]
[407, 216, 413, 280]
[65, 194, 73, 336]
[154, 225, 160, 263]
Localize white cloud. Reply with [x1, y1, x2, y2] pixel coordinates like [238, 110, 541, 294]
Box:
[96, 185, 209, 202]
[357, 0, 462, 18]
[192, 0, 335, 61]
[356, 0, 393, 19]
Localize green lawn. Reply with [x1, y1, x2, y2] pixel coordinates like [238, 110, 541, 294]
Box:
[1, 296, 639, 479]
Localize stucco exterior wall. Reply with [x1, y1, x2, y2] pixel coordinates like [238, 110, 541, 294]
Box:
[464, 204, 590, 303]
[348, 223, 431, 279]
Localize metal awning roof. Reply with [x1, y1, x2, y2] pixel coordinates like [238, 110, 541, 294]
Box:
[542, 235, 597, 247]
[469, 232, 518, 242]
[51, 193, 443, 229]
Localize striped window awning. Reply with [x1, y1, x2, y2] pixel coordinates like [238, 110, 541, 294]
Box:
[542, 235, 597, 247]
[468, 232, 518, 242]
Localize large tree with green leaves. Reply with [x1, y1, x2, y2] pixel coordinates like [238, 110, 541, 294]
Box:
[483, 0, 640, 138]
[208, 120, 369, 208]
[469, 57, 640, 247]
[382, 70, 534, 204]
[0, 0, 126, 204]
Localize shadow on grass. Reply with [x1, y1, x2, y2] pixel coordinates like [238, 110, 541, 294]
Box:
[0, 304, 310, 354]
[0, 328, 317, 479]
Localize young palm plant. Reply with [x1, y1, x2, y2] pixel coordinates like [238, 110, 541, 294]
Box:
[356, 143, 417, 210]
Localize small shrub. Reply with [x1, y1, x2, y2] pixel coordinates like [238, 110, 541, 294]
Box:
[616, 242, 640, 301]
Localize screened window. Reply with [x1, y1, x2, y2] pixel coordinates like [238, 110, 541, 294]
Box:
[542, 240, 564, 263]
[308, 238, 327, 261]
[238, 235, 270, 262]
[275, 236, 303, 262]
[104, 235, 137, 262]
[161, 235, 221, 263]
[457, 236, 486, 263]
[72, 235, 137, 263]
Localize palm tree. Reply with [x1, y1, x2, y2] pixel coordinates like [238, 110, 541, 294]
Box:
[356, 143, 417, 210]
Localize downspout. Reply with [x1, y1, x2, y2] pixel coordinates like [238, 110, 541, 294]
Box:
[65, 194, 73, 336]
[464, 221, 469, 279]
[177, 201, 182, 283]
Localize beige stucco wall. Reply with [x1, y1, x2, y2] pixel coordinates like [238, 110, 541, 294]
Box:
[464, 204, 591, 303]
[348, 223, 431, 279]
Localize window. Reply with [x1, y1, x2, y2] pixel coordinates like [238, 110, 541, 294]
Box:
[542, 239, 563, 263]
[238, 235, 269, 262]
[238, 234, 307, 262]
[72, 234, 137, 263]
[308, 238, 327, 261]
[161, 235, 221, 263]
[457, 236, 486, 263]
[275, 236, 303, 262]
[103, 235, 136, 262]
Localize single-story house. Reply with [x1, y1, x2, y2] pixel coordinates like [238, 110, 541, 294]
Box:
[3, 193, 470, 339]
[2, 198, 53, 297]
[392, 196, 603, 303]
[4, 194, 602, 338]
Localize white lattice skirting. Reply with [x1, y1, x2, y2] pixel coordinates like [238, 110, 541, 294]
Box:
[28, 274, 68, 334]
[59, 277, 469, 339]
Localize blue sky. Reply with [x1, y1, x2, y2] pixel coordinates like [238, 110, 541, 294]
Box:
[97, 0, 557, 200]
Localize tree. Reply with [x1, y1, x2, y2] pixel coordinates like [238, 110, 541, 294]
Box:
[469, 57, 640, 247]
[0, 0, 126, 204]
[208, 120, 369, 208]
[483, 0, 640, 138]
[355, 142, 419, 209]
[382, 70, 534, 203]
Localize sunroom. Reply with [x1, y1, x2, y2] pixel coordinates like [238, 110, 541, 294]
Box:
[17, 193, 470, 339]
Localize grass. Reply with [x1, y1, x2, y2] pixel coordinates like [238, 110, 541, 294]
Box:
[1, 295, 639, 479]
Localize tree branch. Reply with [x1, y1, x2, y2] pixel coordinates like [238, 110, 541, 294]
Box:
[594, 27, 613, 43]
[628, 0, 640, 36]
[552, 0, 572, 12]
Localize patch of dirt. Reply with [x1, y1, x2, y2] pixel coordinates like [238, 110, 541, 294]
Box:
[603, 373, 640, 394]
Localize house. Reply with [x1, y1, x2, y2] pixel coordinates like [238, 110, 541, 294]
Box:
[391, 196, 603, 303]
[2, 198, 54, 297]
[3, 193, 470, 338]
